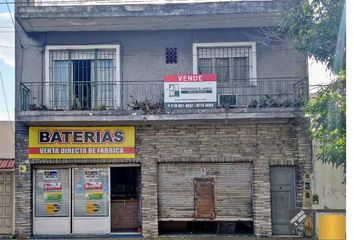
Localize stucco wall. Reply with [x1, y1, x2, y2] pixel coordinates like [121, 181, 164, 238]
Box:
[312, 160, 346, 210]
[0, 121, 15, 159]
[15, 28, 307, 111]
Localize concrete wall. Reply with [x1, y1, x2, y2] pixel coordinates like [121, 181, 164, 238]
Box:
[311, 160, 346, 210]
[15, 27, 307, 110]
[0, 121, 15, 159]
[14, 120, 312, 238]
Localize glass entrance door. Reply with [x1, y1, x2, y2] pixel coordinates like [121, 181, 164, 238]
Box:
[33, 167, 110, 235]
[72, 167, 111, 234]
[33, 169, 71, 235]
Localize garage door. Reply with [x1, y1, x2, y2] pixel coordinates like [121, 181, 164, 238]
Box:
[157, 162, 252, 221]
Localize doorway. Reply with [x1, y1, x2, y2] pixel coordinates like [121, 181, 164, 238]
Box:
[270, 166, 296, 235]
[33, 167, 111, 235]
[110, 167, 141, 233]
[73, 60, 91, 110]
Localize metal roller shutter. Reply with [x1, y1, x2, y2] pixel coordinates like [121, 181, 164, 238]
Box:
[158, 162, 253, 221]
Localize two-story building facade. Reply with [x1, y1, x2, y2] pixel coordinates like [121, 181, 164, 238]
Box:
[15, 0, 312, 238]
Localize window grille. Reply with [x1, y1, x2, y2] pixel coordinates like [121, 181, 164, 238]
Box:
[165, 47, 178, 64]
[197, 46, 253, 87]
[48, 49, 117, 110]
[195, 44, 257, 107]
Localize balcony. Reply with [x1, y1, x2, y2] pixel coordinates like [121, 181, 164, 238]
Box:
[19, 77, 308, 124]
[15, 0, 284, 32]
[20, 0, 277, 6]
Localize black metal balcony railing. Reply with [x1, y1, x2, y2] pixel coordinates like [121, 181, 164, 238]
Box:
[20, 78, 308, 113]
[18, 0, 266, 7]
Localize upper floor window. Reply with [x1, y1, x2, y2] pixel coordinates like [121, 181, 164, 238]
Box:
[45, 45, 120, 110]
[193, 42, 257, 87]
[193, 42, 257, 107]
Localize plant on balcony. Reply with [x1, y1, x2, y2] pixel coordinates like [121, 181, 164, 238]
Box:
[71, 97, 87, 111]
[128, 95, 164, 114]
[93, 104, 108, 111]
[248, 99, 258, 108]
[259, 95, 281, 108]
[281, 98, 293, 107]
[248, 96, 305, 108]
[28, 104, 49, 111]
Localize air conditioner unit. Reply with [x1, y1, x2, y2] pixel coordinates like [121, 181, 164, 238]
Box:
[218, 94, 237, 107]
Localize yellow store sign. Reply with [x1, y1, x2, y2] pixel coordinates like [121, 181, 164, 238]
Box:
[29, 127, 135, 159]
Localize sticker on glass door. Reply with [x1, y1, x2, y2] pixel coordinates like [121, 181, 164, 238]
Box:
[73, 168, 110, 234]
[33, 169, 71, 235]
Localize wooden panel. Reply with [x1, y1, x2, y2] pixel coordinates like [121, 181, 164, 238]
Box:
[158, 163, 252, 220]
[194, 178, 215, 219]
[0, 172, 13, 234]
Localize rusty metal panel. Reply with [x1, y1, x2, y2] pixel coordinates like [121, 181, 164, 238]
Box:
[194, 177, 215, 219]
[157, 162, 252, 220]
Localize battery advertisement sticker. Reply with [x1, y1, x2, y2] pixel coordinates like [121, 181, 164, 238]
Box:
[84, 170, 99, 179]
[46, 203, 61, 214]
[86, 202, 101, 214]
[44, 192, 62, 201]
[86, 192, 104, 200]
[35, 169, 70, 217]
[74, 168, 109, 217]
[43, 170, 58, 179]
[84, 181, 103, 190]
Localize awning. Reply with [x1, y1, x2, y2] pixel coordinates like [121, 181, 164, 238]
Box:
[0, 160, 15, 169]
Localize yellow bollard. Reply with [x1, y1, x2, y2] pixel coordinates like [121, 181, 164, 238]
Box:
[318, 215, 345, 240]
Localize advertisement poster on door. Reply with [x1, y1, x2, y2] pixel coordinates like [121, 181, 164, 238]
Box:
[43, 180, 63, 214]
[84, 182, 105, 214]
[164, 74, 217, 109]
[35, 169, 70, 217]
[43, 185, 62, 214]
[74, 168, 109, 217]
[84, 181, 104, 202]
[44, 182, 63, 202]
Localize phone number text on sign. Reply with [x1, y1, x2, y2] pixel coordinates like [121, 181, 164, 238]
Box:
[164, 74, 217, 109]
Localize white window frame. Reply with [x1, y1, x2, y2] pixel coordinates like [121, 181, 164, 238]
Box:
[192, 42, 257, 86]
[44, 44, 121, 109]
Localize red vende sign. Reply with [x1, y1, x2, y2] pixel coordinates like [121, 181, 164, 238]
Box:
[164, 74, 217, 82]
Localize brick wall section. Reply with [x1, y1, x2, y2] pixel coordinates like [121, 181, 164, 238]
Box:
[295, 120, 313, 209]
[15, 122, 32, 238]
[253, 125, 271, 236]
[15, 120, 312, 238]
[111, 199, 139, 230]
[139, 126, 159, 238]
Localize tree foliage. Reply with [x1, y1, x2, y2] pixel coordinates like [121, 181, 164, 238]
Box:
[305, 71, 346, 171]
[282, 0, 345, 72]
[281, 0, 346, 171]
